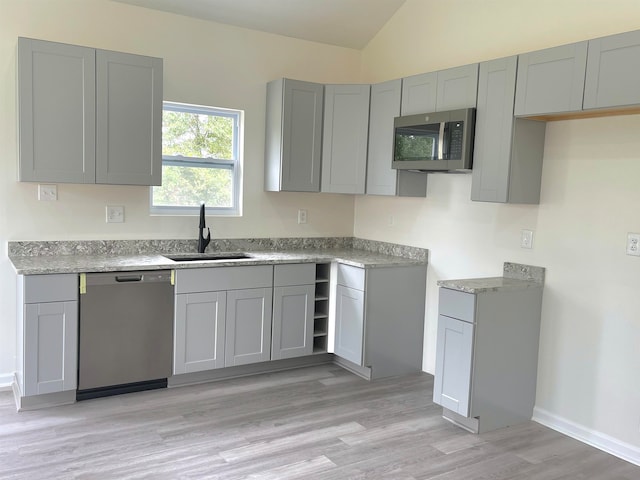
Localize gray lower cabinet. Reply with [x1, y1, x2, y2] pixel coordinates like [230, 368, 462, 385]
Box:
[321, 84, 370, 194]
[174, 291, 226, 374]
[17, 37, 162, 186]
[271, 264, 316, 360]
[16, 274, 78, 397]
[174, 266, 274, 373]
[264, 78, 324, 192]
[515, 41, 588, 116]
[471, 56, 546, 204]
[584, 29, 640, 109]
[333, 263, 427, 379]
[433, 286, 543, 434]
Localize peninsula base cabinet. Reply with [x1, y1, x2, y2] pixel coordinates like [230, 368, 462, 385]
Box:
[433, 286, 543, 434]
[14, 274, 78, 409]
[333, 263, 427, 380]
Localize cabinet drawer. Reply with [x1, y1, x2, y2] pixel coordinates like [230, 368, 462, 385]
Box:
[439, 287, 475, 323]
[23, 274, 78, 303]
[274, 263, 315, 287]
[176, 266, 273, 294]
[337, 264, 365, 290]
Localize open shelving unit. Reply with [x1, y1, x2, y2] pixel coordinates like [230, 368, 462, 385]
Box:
[313, 263, 330, 354]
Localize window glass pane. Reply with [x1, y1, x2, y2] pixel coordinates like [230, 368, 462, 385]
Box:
[162, 111, 234, 160]
[152, 165, 233, 208]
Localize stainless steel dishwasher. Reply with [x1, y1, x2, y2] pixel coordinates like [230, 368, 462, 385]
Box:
[78, 270, 174, 400]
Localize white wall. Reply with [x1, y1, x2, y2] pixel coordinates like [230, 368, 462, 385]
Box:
[0, 0, 360, 381]
[357, 0, 640, 452]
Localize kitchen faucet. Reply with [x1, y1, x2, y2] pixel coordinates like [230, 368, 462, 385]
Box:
[197, 203, 211, 253]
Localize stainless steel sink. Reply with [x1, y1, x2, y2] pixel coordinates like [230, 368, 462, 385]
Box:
[163, 253, 252, 262]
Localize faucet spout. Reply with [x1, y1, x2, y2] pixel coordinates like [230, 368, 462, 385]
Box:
[197, 203, 211, 253]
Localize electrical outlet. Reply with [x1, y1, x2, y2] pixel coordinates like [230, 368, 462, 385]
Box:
[38, 184, 57, 201]
[106, 205, 125, 223]
[297, 209, 307, 224]
[521, 229, 534, 249]
[626, 233, 640, 256]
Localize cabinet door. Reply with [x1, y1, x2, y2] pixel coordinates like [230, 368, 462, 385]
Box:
[515, 42, 587, 116]
[271, 285, 315, 360]
[401, 72, 437, 115]
[584, 30, 640, 109]
[334, 285, 365, 366]
[471, 56, 518, 203]
[18, 38, 96, 183]
[96, 50, 162, 185]
[225, 288, 273, 366]
[366, 79, 401, 196]
[433, 315, 474, 417]
[174, 291, 226, 374]
[24, 301, 78, 396]
[321, 84, 370, 194]
[436, 64, 479, 111]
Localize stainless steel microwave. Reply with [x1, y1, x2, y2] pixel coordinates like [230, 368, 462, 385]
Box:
[392, 108, 475, 171]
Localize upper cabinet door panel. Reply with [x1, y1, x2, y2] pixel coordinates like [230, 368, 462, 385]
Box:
[366, 79, 401, 196]
[401, 72, 437, 115]
[321, 84, 370, 194]
[95, 50, 162, 185]
[515, 41, 588, 116]
[436, 64, 479, 111]
[584, 30, 640, 109]
[18, 38, 96, 183]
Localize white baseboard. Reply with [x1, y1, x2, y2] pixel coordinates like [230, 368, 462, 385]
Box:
[533, 406, 640, 467]
[0, 373, 14, 391]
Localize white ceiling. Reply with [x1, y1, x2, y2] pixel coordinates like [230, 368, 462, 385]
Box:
[113, 0, 406, 49]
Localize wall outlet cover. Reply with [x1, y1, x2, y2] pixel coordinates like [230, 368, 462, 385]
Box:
[38, 184, 57, 201]
[106, 205, 125, 223]
[297, 209, 308, 224]
[626, 233, 640, 256]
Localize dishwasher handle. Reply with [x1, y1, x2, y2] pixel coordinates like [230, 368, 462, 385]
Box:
[116, 275, 143, 283]
[83, 270, 173, 287]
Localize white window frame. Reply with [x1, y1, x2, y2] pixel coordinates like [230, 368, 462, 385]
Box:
[150, 101, 242, 216]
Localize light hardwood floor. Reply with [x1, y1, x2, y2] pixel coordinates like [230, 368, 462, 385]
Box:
[0, 365, 638, 479]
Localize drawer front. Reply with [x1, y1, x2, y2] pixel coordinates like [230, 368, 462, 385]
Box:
[337, 263, 365, 290]
[274, 263, 315, 287]
[24, 274, 78, 303]
[176, 266, 273, 294]
[439, 287, 475, 323]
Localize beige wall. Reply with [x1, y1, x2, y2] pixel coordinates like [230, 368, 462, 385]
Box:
[357, 0, 640, 451]
[0, 0, 359, 379]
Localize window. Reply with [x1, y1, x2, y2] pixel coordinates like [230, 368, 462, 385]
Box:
[151, 102, 242, 215]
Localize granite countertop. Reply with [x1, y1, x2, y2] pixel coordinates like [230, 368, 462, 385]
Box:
[8, 239, 428, 275]
[437, 262, 545, 294]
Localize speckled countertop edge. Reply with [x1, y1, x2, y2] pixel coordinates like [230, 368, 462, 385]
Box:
[8, 238, 428, 275]
[437, 262, 545, 294]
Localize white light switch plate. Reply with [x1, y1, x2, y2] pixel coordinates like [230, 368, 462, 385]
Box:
[106, 205, 125, 223]
[521, 229, 534, 249]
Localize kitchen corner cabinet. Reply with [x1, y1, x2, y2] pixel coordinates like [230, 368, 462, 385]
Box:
[366, 79, 428, 197]
[264, 78, 323, 192]
[16, 274, 78, 397]
[471, 56, 546, 204]
[515, 41, 588, 116]
[333, 263, 427, 379]
[433, 286, 543, 434]
[321, 84, 370, 194]
[174, 266, 273, 374]
[584, 30, 640, 110]
[17, 37, 162, 186]
[271, 264, 315, 360]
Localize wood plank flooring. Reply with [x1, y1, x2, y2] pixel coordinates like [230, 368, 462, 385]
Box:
[0, 365, 638, 479]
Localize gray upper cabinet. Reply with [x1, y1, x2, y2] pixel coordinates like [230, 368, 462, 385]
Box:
[471, 56, 546, 204]
[17, 37, 162, 186]
[264, 78, 323, 192]
[584, 30, 640, 109]
[401, 71, 437, 115]
[321, 84, 370, 194]
[18, 38, 96, 183]
[96, 50, 162, 185]
[435, 63, 479, 111]
[515, 41, 588, 116]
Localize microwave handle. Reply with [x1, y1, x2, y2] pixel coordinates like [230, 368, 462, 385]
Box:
[437, 122, 445, 160]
